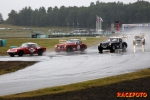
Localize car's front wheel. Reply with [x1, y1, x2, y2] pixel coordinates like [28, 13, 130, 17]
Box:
[98, 47, 103, 53]
[9, 53, 15, 57]
[110, 45, 115, 53]
[18, 51, 24, 56]
[66, 46, 73, 52]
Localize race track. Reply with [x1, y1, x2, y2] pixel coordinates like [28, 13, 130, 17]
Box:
[0, 30, 150, 96]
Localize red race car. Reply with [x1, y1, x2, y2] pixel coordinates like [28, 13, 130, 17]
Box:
[55, 39, 87, 52]
[7, 42, 46, 57]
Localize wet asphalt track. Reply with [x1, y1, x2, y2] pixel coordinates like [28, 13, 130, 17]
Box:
[0, 31, 150, 96]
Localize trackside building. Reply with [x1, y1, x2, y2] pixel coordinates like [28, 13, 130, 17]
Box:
[122, 23, 150, 31]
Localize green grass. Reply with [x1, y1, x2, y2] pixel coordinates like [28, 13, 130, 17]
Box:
[0, 61, 37, 75]
[0, 24, 74, 35]
[1, 68, 150, 98]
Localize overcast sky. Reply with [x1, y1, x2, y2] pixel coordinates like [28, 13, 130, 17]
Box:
[0, 0, 149, 20]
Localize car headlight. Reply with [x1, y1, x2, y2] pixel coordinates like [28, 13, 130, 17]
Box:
[55, 45, 57, 48]
[109, 43, 111, 45]
[7, 49, 10, 52]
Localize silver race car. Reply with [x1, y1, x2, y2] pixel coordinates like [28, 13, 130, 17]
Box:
[133, 35, 145, 45]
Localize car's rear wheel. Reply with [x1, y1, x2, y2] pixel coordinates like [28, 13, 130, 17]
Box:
[66, 46, 72, 52]
[18, 51, 24, 56]
[38, 49, 43, 56]
[122, 45, 126, 52]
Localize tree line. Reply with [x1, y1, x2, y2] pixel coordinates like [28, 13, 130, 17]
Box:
[2, 0, 150, 29]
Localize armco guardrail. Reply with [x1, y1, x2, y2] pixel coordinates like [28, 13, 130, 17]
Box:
[0, 32, 114, 38]
[47, 33, 107, 38]
[0, 33, 29, 38]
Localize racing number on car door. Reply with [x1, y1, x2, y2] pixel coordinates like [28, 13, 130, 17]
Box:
[29, 48, 35, 53]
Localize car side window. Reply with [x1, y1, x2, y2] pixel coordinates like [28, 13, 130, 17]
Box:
[76, 41, 80, 44]
[119, 39, 122, 42]
[79, 41, 82, 44]
[28, 44, 34, 48]
[112, 38, 117, 42]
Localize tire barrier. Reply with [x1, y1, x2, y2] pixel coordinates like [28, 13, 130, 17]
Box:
[47, 33, 104, 38]
[30, 34, 48, 38]
[30, 34, 37, 38]
[37, 34, 48, 38]
[0, 39, 6, 47]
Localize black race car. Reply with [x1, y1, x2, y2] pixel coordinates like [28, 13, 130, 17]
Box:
[98, 37, 127, 53]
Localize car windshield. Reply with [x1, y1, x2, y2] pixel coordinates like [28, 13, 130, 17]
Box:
[66, 40, 81, 44]
[27, 44, 38, 47]
[108, 38, 118, 42]
[21, 43, 38, 47]
[134, 36, 141, 39]
[66, 40, 76, 43]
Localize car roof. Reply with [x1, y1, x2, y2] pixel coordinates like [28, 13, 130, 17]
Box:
[68, 39, 80, 41]
[134, 35, 141, 37]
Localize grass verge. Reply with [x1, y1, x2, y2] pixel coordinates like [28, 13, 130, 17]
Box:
[0, 61, 37, 75]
